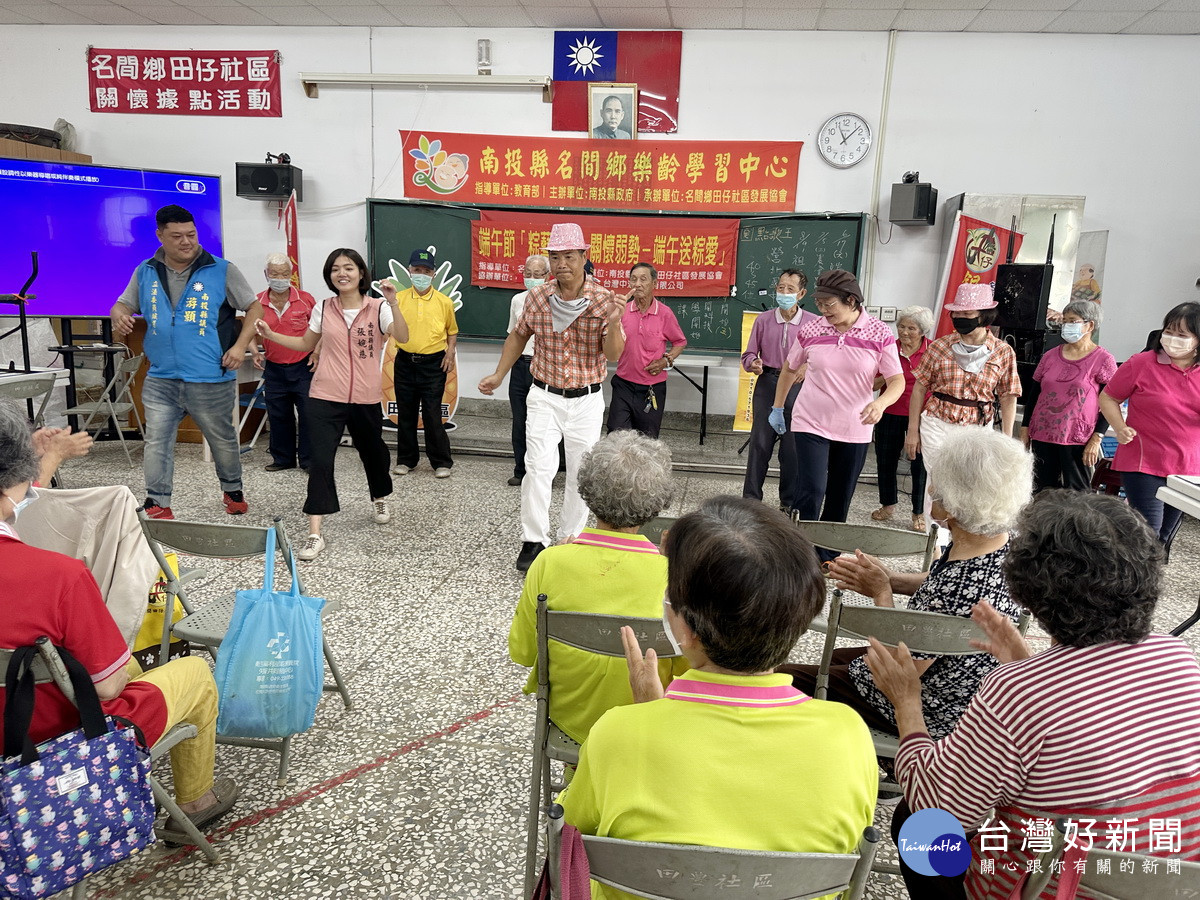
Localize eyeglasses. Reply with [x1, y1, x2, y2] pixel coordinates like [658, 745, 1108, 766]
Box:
[814, 298, 845, 311]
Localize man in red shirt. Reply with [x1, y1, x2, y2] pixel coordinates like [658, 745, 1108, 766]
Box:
[478, 223, 625, 571]
[252, 253, 317, 472]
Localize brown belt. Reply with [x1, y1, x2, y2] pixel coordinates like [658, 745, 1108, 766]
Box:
[932, 391, 992, 424]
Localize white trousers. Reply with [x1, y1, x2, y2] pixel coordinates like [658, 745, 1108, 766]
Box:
[521, 385, 604, 546]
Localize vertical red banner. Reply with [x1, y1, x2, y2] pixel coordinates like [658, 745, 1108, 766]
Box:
[934, 213, 1024, 338]
[279, 190, 301, 288]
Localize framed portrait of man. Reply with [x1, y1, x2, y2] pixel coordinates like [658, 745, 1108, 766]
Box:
[588, 83, 637, 140]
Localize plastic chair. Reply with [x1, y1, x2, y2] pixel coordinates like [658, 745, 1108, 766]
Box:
[0, 637, 220, 889]
[543, 802, 881, 900]
[793, 519, 937, 634]
[523, 594, 681, 898]
[136, 509, 354, 786]
[62, 353, 145, 467]
[1022, 817, 1200, 900]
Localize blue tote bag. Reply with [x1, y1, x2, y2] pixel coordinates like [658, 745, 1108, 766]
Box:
[213, 528, 325, 739]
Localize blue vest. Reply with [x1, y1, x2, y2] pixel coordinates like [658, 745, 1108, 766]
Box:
[137, 254, 236, 382]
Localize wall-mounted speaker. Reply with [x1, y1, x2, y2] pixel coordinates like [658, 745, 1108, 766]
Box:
[994, 262, 1052, 330]
[235, 163, 302, 201]
[889, 182, 937, 226]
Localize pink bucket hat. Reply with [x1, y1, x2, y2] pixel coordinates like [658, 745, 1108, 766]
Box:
[545, 223, 590, 252]
[945, 282, 998, 311]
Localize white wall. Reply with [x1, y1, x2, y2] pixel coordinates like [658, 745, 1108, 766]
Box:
[2, 25, 1197, 417]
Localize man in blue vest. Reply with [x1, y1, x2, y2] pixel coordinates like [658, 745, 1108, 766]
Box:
[110, 205, 260, 519]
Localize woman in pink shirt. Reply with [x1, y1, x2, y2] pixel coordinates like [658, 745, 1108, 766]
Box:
[1099, 301, 1200, 550]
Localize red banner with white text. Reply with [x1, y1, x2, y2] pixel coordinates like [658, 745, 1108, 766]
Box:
[471, 210, 738, 297]
[933, 213, 1024, 338]
[87, 48, 282, 117]
[401, 131, 801, 214]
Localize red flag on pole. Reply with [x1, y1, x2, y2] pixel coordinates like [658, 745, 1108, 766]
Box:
[278, 190, 301, 287]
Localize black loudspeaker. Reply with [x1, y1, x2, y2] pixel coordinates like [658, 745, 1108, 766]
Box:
[889, 182, 937, 226]
[999, 327, 1052, 399]
[994, 262, 1052, 330]
[235, 163, 302, 201]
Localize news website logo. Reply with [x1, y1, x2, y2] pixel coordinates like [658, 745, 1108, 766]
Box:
[898, 808, 971, 877]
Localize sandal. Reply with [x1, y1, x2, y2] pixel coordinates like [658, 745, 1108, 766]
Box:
[159, 776, 240, 841]
[870, 506, 895, 521]
[911, 514, 927, 533]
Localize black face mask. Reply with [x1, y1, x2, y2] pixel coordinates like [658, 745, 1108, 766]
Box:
[951, 316, 981, 335]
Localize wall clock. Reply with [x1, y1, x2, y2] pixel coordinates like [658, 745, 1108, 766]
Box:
[818, 112, 872, 169]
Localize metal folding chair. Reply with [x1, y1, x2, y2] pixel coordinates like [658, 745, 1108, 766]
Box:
[62, 353, 145, 468]
[136, 509, 354, 786]
[523, 594, 681, 898]
[0, 370, 56, 428]
[543, 802, 881, 900]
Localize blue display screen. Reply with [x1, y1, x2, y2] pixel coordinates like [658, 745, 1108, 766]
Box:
[0, 157, 222, 318]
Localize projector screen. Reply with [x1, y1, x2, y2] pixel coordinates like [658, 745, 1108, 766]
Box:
[0, 157, 223, 318]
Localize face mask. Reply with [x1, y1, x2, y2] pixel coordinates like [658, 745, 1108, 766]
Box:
[1160, 334, 1198, 358]
[6, 486, 38, 522]
[775, 293, 798, 310]
[524, 277, 544, 292]
[1060, 322, 1086, 343]
[410, 273, 434, 291]
[267, 278, 291, 293]
[662, 599, 684, 656]
[951, 316, 980, 335]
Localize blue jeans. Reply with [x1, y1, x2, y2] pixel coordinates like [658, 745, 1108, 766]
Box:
[142, 376, 242, 505]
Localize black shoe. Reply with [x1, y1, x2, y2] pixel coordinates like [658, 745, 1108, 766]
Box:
[507, 475, 523, 486]
[516, 541, 545, 572]
[265, 463, 296, 472]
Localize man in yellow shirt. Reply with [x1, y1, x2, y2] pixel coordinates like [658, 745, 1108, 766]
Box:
[391, 249, 458, 478]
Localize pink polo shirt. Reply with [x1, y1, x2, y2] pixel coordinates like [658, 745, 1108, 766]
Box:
[615, 298, 688, 386]
[1104, 350, 1200, 477]
[786, 311, 902, 443]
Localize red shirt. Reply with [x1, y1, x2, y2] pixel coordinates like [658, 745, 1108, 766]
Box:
[0, 530, 169, 747]
[884, 337, 930, 417]
[615, 298, 687, 386]
[257, 286, 316, 365]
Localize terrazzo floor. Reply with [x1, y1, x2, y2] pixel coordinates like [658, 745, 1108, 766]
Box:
[42, 414, 1200, 900]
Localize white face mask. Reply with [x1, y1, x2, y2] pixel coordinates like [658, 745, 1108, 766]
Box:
[662, 599, 684, 656]
[267, 278, 291, 293]
[1059, 322, 1086, 343]
[1160, 333, 1198, 358]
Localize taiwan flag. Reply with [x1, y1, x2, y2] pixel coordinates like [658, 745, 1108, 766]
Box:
[551, 30, 682, 134]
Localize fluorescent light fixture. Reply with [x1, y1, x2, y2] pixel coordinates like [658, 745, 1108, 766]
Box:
[299, 72, 552, 101]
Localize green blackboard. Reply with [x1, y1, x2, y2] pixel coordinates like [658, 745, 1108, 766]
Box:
[367, 200, 864, 351]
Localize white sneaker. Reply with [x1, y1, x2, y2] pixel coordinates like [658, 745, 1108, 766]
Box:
[296, 534, 325, 561]
[372, 499, 392, 524]
[391, 464, 410, 476]
[434, 467, 452, 479]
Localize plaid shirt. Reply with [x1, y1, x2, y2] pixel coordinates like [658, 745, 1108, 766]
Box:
[515, 279, 615, 390]
[913, 333, 1021, 425]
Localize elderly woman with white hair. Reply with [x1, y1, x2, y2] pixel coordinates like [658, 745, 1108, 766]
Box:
[1023, 299, 1116, 492]
[871, 305, 933, 531]
[507, 429, 684, 746]
[781, 428, 1032, 742]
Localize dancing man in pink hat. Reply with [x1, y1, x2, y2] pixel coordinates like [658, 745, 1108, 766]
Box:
[479, 223, 626, 571]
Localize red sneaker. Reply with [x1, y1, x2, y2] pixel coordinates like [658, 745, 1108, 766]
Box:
[143, 500, 174, 520]
[223, 491, 248, 515]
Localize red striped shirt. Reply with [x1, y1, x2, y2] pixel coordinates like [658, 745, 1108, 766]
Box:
[895, 635, 1200, 899]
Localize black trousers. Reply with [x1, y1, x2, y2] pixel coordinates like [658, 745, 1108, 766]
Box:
[891, 800, 969, 900]
[1031, 440, 1091, 492]
[793, 433, 869, 561]
[303, 398, 393, 516]
[742, 369, 802, 508]
[263, 358, 313, 468]
[778, 648, 898, 734]
[875, 412, 926, 513]
[394, 349, 453, 470]
[509, 355, 534, 477]
[606, 374, 667, 439]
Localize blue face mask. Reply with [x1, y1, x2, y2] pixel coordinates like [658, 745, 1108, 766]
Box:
[7, 486, 38, 522]
[1060, 322, 1086, 343]
[410, 273, 434, 291]
[524, 277, 544, 291]
[776, 293, 798, 310]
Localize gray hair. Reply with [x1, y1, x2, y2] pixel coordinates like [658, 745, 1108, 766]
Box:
[264, 252, 292, 271]
[0, 400, 38, 492]
[525, 254, 550, 277]
[929, 428, 1032, 536]
[577, 430, 674, 529]
[1063, 299, 1102, 325]
[898, 305, 934, 337]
